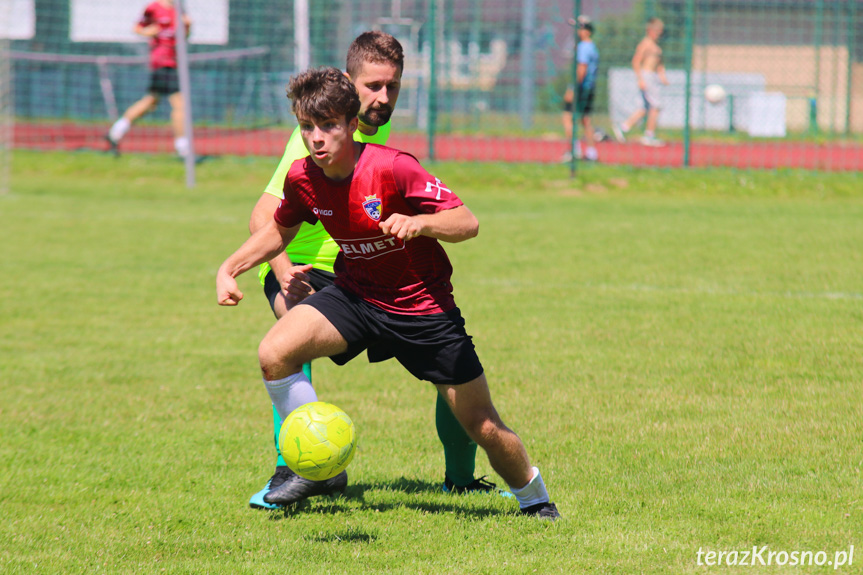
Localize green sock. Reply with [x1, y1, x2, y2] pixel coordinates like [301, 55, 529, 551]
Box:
[273, 362, 313, 468]
[435, 393, 477, 486]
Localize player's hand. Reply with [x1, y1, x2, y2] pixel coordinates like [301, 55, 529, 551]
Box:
[380, 213, 423, 241]
[216, 272, 243, 306]
[638, 78, 646, 91]
[280, 264, 315, 301]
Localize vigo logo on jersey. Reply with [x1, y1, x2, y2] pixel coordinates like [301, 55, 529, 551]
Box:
[336, 234, 404, 260]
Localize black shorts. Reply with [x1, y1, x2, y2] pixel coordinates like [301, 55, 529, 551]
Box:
[299, 285, 484, 386]
[576, 86, 595, 115]
[263, 266, 337, 314]
[148, 67, 180, 95]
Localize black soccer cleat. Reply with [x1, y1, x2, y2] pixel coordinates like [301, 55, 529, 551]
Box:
[262, 470, 348, 505]
[519, 501, 561, 520]
[104, 134, 120, 157]
[249, 465, 295, 510]
[443, 475, 513, 498]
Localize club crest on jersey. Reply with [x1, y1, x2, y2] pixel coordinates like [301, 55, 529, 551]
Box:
[362, 194, 382, 221]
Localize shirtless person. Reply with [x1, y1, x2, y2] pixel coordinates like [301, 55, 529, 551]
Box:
[613, 18, 668, 147]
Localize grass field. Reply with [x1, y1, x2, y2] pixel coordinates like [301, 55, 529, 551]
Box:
[1, 151, 862, 574]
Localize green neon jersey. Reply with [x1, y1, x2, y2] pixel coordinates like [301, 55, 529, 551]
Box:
[258, 121, 391, 285]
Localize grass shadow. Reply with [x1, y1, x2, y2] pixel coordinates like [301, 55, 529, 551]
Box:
[267, 475, 515, 521]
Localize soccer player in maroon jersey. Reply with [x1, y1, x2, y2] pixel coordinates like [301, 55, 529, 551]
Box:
[216, 67, 559, 519]
[247, 33, 501, 510]
[106, 0, 191, 158]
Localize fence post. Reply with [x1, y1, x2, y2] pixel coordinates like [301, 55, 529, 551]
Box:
[294, 0, 310, 72]
[682, 0, 694, 167]
[427, 0, 438, 161]
[519, 0, 536, 131]
[0, 29, 9, 196]
[845, 0, 855, 134]
[569, 0, 581, 178]
[812, 0, 824, 133]
[175, 0, 195, 188]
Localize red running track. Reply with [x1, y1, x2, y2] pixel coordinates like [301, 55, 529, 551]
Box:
[14, 122, 863, 171]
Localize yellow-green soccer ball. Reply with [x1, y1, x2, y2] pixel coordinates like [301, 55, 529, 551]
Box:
[279, 402, 357, 481]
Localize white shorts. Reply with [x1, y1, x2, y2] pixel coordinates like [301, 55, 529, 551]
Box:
[638, 72, 663, 110]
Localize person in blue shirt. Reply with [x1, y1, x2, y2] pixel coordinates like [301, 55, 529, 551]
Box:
[561, 16, 600, 161]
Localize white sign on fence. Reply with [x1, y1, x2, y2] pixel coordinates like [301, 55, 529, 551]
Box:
[70, 0, 229, 45]
[1, 0, 35, 40]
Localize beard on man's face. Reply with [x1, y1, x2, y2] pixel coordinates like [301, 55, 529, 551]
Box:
[359, 105, 393, 127]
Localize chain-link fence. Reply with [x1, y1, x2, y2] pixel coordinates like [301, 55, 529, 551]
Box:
[5, 0, 863, 171]
[0, 2, 12, 194]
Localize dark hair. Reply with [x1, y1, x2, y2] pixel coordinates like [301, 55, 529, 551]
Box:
[345, 31, 404, 77]
[287, 67, 361, 122]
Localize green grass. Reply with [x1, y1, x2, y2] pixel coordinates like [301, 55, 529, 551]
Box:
[1, 151, 862, 574]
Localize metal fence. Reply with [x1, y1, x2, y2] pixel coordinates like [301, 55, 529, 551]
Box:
[4, 0, 863, 171]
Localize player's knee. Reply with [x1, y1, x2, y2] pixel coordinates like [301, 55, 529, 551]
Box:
[258, 341, 288, 379]
[460, 409, 504, 446]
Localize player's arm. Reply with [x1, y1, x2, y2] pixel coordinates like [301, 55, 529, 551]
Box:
[632, 41, 647, 88]
[134, 24, 159, 37]
[576, 62, 587, 85]
[134, 11, 159, 37]
[217, 220, 300, 306]
[381, 153, 478, 243]
[249, 128, 308, 280]
[380, 205, 478, 243]
[249, 192, 294, 277]
[657, 61, 669, 85]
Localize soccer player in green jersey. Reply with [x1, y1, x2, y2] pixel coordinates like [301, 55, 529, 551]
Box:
[247, 31, 505, 509]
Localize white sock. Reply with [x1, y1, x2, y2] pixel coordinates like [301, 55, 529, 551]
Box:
[585, 146, 598, 161]
[263, 372, 318, 421]
[108, 117, 130, 142]
[644, 130, 655, 138]
[174, 137, 190, 158]
[509, 466, 550, 509]
[620, 122, 630, 132]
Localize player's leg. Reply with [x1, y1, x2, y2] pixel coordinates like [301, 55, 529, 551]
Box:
[107, 93, 158, 150]
[249, 361, 315, 510]
[639, 77, 664, 146]
[436, 375, 559, 519]
[251, 269, 324, 508]
[435, 393, 478, 489]
[165, 67, 189, 158]
[560, 86, 575, 161]
[644, 107, 660, 139]
[618, 98, 646, 141]
[580, 89, 598, 161]
[582, 115, 598, 161]
[258, 295, 353, 506]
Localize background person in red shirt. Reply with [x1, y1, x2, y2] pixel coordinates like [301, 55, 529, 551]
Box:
[106, 0, 191, 158]
[216, 67, 559, 519]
